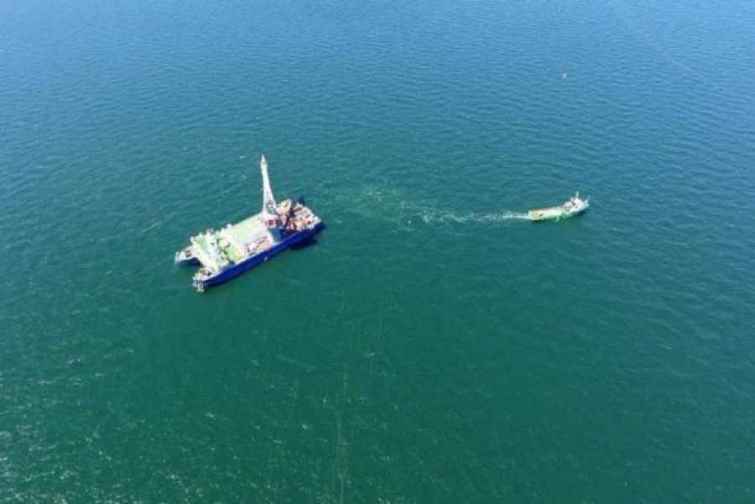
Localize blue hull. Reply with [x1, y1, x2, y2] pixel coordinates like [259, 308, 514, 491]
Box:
[196, 223, 324, 291]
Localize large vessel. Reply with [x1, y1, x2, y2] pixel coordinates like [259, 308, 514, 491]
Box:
[175, 155, 324, 292]
[528, 192, 589, 222]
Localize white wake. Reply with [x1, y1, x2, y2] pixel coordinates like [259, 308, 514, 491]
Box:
[331, 186, 532, 225]
[418, 210, 531, 224]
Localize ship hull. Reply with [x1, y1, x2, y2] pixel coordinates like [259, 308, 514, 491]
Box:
[194, 222, 324, 291]
[529, 208, 587, 222]
[177, 256, 201, 266]
[528, 207, 566, 222]
[529, 203, 589, 222]
[175, 247, 201, 266]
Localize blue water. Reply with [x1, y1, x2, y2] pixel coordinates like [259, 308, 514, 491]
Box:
[2, 0, 755, 501]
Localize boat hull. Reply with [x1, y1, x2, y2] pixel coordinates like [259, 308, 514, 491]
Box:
[175, 248, 200, 266]
[194, 222, 324, 291]
[528, 207, 565, 222]
[529, 203, 589, 222]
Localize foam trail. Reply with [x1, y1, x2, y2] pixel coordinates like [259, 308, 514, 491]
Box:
[332, 186, 532, 225]
[419, 210, 531, 224]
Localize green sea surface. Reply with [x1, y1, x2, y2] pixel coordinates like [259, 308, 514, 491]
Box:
[2, 0, 755, 502]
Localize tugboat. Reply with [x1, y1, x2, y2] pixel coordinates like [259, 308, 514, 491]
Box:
[175, 155, 324, 292]
[528, 192, 589, 222]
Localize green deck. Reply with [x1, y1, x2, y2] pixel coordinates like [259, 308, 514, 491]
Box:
[191, 212, 269, 270]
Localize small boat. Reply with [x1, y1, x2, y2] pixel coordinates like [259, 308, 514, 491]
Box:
[528, 192, 589, 222]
